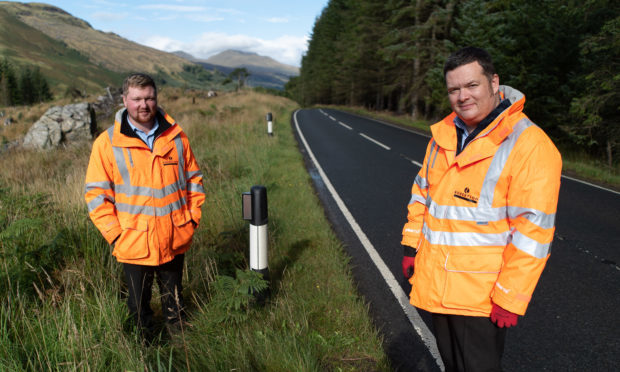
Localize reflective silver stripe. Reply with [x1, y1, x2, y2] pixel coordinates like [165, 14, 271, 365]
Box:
[427, 197, 506, 222]
[126, 148, 134, 167]
[431, 143, 439, 168]
[112, 146, 130, 186]
[426, 140, 436, 181]
[115, 197, 186, 217]
[511, 230, 551, 258]
[115, 182, 181, 198]
[478, 118, 532, 208]
[175, 135, 186, 190]
[87, 194, 115, 212]
[507, 206, 556, 229]
[109, 127, 187, 199]
[85, 181, 113, 193]
[409, 174, 427, 207]
[418, 118, 553, 253]
[187, 170, 202, 180]
[423, 223, 510, 247]
[187, 182, 205, 193]
[409, 193, 426, 206]
[414, 174, 428, 190]
[104, 111, 193, 217]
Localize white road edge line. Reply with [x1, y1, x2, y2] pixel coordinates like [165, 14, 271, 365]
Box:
[294, 110, 444, 370]
[338, 121, 353, 130]
[560, 174, 620, 195]
[359, 133, 391, 150]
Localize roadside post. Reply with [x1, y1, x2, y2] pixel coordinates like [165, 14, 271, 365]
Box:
[242, 185, 270, 303]
[266, 112, 273, 136]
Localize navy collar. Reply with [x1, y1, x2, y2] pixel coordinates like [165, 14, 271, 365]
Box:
[455, 99, 511, 155]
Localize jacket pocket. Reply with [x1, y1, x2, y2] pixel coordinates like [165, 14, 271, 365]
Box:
[171, 209, 195, 251]
[441, 251, 503, 312]
[114, 217, 149, 259]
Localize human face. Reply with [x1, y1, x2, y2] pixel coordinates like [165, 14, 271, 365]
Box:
[122, 85, 157, 129]
[445, 61, 499, 130]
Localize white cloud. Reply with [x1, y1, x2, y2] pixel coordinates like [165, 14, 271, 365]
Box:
[86, 0, 126, 7]
[137, 4, 206, 12]
[265, 17, 289, 23]
[187, 14, 225, 23]
[142, 32, 308, 67]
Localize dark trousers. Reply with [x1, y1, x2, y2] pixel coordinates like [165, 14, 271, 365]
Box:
[432, 313, 507, 372]
[123, 254, 186, 330]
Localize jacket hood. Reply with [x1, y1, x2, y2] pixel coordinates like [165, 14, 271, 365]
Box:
[499, 85, 525, 114]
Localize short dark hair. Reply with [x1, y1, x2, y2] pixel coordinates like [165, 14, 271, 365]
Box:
[122, 73, 157, 96]
[443, 47, 496, 81]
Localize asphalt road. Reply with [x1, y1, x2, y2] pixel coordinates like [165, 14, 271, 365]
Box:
[292, 108, 620, 371]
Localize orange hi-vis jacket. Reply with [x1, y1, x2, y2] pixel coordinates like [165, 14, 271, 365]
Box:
[85, 108, 205, 266]
[401, 86, 562, 317]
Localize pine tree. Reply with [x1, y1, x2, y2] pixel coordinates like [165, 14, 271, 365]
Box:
[0, 58, 19, 106]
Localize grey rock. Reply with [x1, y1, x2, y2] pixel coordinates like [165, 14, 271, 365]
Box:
[23, 103, 95, 150]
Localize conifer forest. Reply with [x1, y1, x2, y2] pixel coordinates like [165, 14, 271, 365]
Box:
[286, 0, 619, 167]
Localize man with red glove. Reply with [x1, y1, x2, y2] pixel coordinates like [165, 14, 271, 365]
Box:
[401, 47, 562, 371]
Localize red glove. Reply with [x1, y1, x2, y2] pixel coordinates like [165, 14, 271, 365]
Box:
[402, 245, 416, 278]
[402, 256, 415, 278]
[490, 303, 518, 328]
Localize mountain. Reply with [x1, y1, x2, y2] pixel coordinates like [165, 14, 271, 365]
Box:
[175, 50, 299, 90]
[205, 50, 299, 76]
[0, 2, 222, 95]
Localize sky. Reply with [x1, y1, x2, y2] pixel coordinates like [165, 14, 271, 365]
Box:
[15, 0, 330, 67]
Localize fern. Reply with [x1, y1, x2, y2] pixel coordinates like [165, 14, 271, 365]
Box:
[0, 218, 45, 241]
[209, 269, 268, 324]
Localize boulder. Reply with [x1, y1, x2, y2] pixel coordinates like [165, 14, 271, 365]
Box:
[91, 86, 123, 117]
[23, 103, 95, 150]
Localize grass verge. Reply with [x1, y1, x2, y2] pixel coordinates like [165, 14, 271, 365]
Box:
[0, 90, 390, 371]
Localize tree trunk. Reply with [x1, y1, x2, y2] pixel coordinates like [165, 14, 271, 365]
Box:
[607, 139, 613, 170]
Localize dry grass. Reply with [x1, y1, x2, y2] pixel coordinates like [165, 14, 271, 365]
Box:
[0, 89, 391, 371]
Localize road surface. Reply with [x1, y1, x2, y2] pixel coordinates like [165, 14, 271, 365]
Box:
[292, 108, 620, 371]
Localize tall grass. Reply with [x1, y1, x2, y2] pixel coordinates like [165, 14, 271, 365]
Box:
[0, 89, 390, 371]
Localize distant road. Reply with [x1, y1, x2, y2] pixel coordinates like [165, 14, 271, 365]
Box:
[293, 108, 620, 371]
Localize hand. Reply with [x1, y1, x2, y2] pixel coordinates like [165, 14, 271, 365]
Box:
[402, 244, 416, 279]
[402, 256, 415, 278]
[490, 303, 518, 328]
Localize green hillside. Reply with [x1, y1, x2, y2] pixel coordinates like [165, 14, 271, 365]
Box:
[0, 6, 123, 95]
[0, 2, 229, 97]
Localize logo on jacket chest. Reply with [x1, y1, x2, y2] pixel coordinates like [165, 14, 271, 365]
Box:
[163, 155, 178, 166]
[453, 187, 479, 204]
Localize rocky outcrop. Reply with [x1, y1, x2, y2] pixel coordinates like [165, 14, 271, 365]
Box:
[92, 87, 123, 117]
[23, 103, 95, 150]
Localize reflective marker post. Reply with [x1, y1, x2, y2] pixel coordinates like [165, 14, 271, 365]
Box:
[266, 112, 273, 136]
[242, 185, 270, 303]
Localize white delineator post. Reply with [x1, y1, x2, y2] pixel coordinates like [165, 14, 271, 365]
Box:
[266, 112, 273, 136]
[242, 185, 270, 302]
